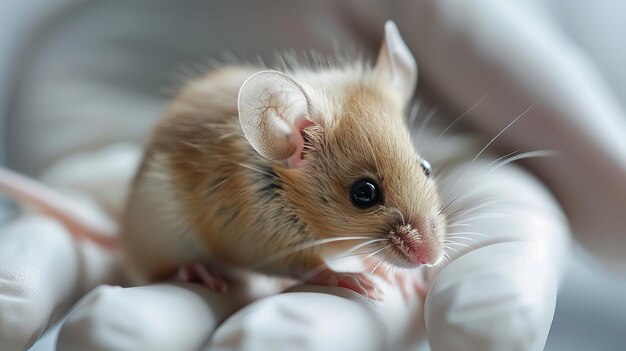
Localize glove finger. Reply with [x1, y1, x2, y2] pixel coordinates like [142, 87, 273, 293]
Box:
[57, 282, 250, 351]
[207, 288, 382, 351]
[208, 283, 426, 351]
[0, 214, 78, 350]
[425, 241, 558, 351]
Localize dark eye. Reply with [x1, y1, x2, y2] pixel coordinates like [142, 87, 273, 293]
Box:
[350, 179, 382, 208]
[420, 159, 432, 177]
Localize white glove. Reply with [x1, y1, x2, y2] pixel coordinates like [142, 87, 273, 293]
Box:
[1, 140, 569, 351]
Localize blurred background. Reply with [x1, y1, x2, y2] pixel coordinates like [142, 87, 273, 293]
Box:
[0, 0, 625, 350]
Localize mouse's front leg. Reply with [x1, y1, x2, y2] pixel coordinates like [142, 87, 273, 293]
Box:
[305, 269, 384, 300]
[176, 263, 228, 294]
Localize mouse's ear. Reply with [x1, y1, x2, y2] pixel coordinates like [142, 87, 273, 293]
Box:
[374, 21, 418, 103]
[238, 70, 314, 168]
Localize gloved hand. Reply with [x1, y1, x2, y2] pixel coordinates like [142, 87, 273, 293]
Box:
[0, 136, 569, 351]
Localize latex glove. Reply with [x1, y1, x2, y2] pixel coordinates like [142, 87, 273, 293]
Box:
[0, 214, 119, 351]
[7, 139, 568, 350]
[0, 144, 138, 350]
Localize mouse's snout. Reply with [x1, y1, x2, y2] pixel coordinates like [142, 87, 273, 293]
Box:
[388, 216, 443, 267]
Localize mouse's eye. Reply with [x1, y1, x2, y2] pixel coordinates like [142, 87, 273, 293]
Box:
[350, 179, 382, 209]
[420, 159, 432, 177]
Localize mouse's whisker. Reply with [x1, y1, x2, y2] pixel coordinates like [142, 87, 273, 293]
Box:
[487, 150, 557, 173]
[203, 178, 229, 196]
[438, 189, 502, 217]
[298, 246, 385, 282]
[414, 106, 438, 144]
[439, 196, 505, 219]
[423, 91, 490, 160]
[445, 242, 474, 251]
[444, 236, 478, 242]
[441, 188, 503, 210]
[363, 246, 388, 261]
[434, 102, 539, 212]
[446, 212, 511, 223]
[445, 231, 488, 238]
[472, 102, 538, 163]
[444, 236, 484, 244]
[445, 246, 459, 254]
[340, 238, 388, 257]
[406, 98, 422, 131]
[381, 258, 397, 283]
[253, 236, 373, 269]
[368, 252, 392, 278]
[442, 149, 554, 199]
[445, 223, 476, 229]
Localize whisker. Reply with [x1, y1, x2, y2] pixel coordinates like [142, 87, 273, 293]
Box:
[369, 252, 392, 278]
[446, 223, 475, 229]
[203, 178, 229, 195]
[447, 212, 511, 222]
[435, 101, 539, 215]
[445, 231, 489, 238]
[488, 150, 557, 173]
[443, 199, 505, 220]
[407, 98, 423, 130]
[446, 242, 474, 250]
[299, 248, 384, 282]
[445, 246, 459, 253]
[415, 106, 438, 144]
[253, 236, 371, 269]
[364, 246, 388, 261]
[426, 91, 490, 158]
[472, 101, 539, 163]
[445, 236, 478, 242]
[339, 239, 388, 257]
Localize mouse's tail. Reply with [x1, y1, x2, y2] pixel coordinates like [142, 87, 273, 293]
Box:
[0, 167, 119, 249]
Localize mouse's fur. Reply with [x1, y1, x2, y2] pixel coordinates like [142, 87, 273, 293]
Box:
[122, 66, 444, 283]
[122, 23, 445, 285]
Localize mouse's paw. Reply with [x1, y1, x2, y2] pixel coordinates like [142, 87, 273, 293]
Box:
[363, 261, 425, 302]
[177, 263, 228, 294]
[390, 270, 427, 302]
[306, 269, 383, 300]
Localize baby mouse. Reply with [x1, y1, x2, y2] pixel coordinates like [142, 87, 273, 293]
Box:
[122, 21, 445, 298]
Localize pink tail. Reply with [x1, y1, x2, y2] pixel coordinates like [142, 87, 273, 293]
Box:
[0, 167, 118, 249]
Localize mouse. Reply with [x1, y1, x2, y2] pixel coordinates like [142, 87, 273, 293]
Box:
[0, 21, 445, 299]
[120, 21, 445, 298]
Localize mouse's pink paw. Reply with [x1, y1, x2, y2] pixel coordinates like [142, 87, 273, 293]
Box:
[390, 270, 427, 302]
[177, 263, 228, 294]
[306, 269, 383, 300]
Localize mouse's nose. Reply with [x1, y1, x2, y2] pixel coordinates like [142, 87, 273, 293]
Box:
[388, 216, 443, 266]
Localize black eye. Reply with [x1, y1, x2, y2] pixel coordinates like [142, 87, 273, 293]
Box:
[420, 159, 432, 177]
[350, 179, 382, 209]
